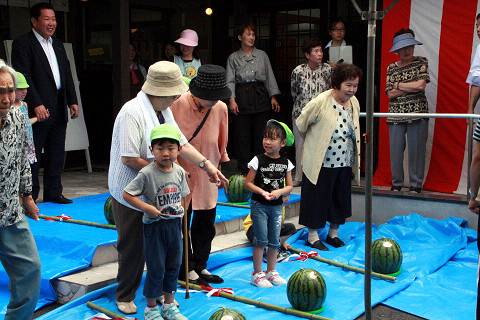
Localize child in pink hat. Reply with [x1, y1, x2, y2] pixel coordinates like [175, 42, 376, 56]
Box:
[174, 29, 202, 79]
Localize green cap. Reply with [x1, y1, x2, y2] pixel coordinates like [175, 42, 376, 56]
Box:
[268, 119, 294, 147]
[183, 76, 191, 86]
[150, 124, 181, 143]
[16, 72, 29, 89]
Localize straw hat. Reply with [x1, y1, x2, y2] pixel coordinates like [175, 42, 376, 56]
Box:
[141, 61, 188, 97]
[189, 65, 232, 101]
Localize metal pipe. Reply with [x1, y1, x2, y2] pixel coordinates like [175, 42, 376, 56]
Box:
[359, 112, 480, 119]
[363, 1, 377, 318]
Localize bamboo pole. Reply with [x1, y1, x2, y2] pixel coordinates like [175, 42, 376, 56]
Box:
[39, 214, 116, 230]
[86, 301, 129, 319]
[177, 280, 333, 320]
[217, 202, 250, 209]
[182, 197, 190, 299]
[288, 247, 397, 282]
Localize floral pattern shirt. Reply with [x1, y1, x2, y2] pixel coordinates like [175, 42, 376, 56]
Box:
[0, 107, 32, 227]
[385, 56, 430, 124]
[291, 63, 332, 122]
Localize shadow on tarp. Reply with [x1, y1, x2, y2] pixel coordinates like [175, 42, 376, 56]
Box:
[35, 214, 475, 320]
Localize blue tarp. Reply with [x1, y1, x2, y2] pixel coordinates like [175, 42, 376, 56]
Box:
[33, 214, 477, 320]
[0, 192, 298, 318]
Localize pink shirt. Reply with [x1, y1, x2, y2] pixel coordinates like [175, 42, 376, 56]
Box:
[171, 93, 229, 210]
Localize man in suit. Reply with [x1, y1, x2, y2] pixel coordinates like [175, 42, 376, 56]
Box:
[12, 2, 79, 204]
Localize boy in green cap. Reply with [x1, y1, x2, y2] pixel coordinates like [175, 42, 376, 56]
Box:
[123, 124, 190, 320]
[245, 119, 294, 288]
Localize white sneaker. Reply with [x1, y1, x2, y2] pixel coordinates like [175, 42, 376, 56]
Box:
[144, 305, 163, 320]
[250, 271, 273, 288]
[265, 270, 287, 286]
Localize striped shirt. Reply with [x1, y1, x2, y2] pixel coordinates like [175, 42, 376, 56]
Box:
[473, 121, 480, 141]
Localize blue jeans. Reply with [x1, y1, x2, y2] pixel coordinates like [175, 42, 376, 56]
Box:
[0, 217, 41, 320]
[143, 218, 182, 299]
[250, 200, 282, 248]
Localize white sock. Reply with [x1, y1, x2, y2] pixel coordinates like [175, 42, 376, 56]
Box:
[200, 269, 211, 276]
[162, 303, 171, 310]
[328, 224, 339, 238]
[188, 270, 199, 280]
[308, 228, 319, 243]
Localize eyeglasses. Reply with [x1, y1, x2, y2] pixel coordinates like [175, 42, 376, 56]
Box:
[331, 28, 345, 32]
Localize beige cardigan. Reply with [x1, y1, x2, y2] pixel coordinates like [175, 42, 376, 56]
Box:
[296, 89, 361, 185]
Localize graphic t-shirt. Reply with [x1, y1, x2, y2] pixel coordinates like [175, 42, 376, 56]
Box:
[124, 162, 190, 223]
[248, 153, 294, 206]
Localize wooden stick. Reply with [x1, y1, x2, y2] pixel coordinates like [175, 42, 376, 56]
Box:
[182, 197, 190, 299]
[39, 214, 116, 230]
[288, 247, 397, 282]
[216, 202, 250, 209]
[177, 280, 332, 320]
[86, 301, 129, 319]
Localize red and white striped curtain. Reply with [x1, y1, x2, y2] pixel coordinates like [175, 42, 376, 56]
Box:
[372, 0, 480, 194]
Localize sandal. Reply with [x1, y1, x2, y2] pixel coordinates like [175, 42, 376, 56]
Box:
[390, 186, 402, 191]
[409, 187, 421, 193]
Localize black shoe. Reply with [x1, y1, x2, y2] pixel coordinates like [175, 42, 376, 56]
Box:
[46, 195, 73, 204]
[188, 277, 209, 287]
[326, 236, 345, 248]
[390, 186, 402, 192]
[409, 186, 421, 194]
[198, 272, 224, 284]
[306, 240, 329, 251]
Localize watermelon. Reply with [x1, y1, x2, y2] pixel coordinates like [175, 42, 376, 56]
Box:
[372, 237, 402, 274]
[104, 196, 115, 225]
[209, 306, 246, 320]
[287, 268, 326, 312]
[224, 174, 251, 203]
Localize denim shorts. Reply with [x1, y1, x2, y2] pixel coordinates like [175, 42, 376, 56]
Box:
[250, 200, 283, 248]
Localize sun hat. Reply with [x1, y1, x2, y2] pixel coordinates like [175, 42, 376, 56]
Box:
[389, 33, 423, 52]
[189, 65, 232, 101]
[150, 124, 182, 143]
[16, 72, 29, 89]
[267, 119, 294, 147]
[142, 61, 188, 97]
[175, 29, 199, 47]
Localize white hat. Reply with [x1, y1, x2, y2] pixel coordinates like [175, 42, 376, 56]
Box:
[142, 61, 188, 97]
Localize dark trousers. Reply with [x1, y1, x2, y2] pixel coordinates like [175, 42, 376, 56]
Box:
[233, 111, 269, 174]
[112, 197, 145, 302]
[180, 204, 217, 277]
[143, 218, 182, 299]
[31, 97, 67, 201]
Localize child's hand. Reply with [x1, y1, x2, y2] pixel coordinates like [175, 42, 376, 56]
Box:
[145, 205, 161, 218]
[262, 191, 275, 201]
[270, 190, 283, 200]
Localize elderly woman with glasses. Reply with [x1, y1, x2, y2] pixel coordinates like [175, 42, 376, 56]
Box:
[386, 28, 430, 194]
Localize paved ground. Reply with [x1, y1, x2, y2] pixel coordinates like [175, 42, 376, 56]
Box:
[30, 160, 426, 320]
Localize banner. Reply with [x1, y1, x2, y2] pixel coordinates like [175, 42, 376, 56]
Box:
[373, 0, 480, 194]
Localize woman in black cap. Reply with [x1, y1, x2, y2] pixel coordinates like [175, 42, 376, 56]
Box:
[171, 64, 231, 285]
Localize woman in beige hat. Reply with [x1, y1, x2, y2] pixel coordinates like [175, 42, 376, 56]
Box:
[108, 61, 227, 315]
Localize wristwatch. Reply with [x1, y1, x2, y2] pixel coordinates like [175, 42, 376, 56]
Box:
[199, 158, 208, 169]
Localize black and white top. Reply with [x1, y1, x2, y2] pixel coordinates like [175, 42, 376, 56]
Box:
[322, 97, 356, 168]
[0, 107, 32, 227]
[248, 154, 294, 206]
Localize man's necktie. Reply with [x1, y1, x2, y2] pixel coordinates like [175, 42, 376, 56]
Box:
[156, 111, 165, 124]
